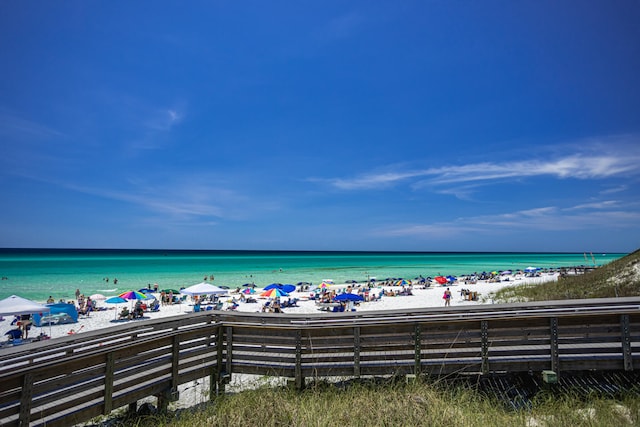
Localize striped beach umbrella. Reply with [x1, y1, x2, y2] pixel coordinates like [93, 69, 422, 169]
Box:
[260, 288, 289, 298]
[118, 290, 148, 300]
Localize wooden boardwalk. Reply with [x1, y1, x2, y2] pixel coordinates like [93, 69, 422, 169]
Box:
[0, 297, 638, 426]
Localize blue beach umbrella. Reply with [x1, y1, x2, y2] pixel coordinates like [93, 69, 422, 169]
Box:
[281, 284, 296, 293]
[105, 296, 128, 320]
[334, 293, 364, 302]
[264, 283, 283, 290]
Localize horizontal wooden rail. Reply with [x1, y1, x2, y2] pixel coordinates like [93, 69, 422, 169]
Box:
[0, 297, 638, 426]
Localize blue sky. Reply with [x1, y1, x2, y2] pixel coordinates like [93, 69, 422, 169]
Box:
[1, 1, 639, 252]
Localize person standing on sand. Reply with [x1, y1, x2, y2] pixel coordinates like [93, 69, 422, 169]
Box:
[443, 288, 452, 306]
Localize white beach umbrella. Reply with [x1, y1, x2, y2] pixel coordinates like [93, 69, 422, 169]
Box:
[180, 282, 228, 296]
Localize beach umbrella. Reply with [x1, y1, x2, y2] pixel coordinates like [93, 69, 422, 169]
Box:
[89, 293, 106, 301]
[317, 282, 329, 289]
[525, 266, 538, 272]
[180, 282, 228, 296]
[105, 296, 128, 320]
[118, 290, 148, 300]
[434, 276, 448, 285]
[264, 283, 295, 292]
[446, 276, 457, 283]
[281, 284, 296, 293]
[241, 288, 256, 294]
[334, 293, 364, 302]
[260, 288, 289, 298]
[501, 270, 512, 275]
[161, 288, 180, 294]
[242, 283, 256, 288]
[395, 279, 412, 286]
[138, 288, 155, 295]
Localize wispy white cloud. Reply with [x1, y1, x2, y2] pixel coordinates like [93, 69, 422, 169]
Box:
[320, 138, 640, 192]
[600, 185, 627, 195]
[378, 201, 640, 239]
[564, 200, 619, 211]
[0, 111, 66, 140]
[46, 172, 282, 226]
[144, 108, 184, 132]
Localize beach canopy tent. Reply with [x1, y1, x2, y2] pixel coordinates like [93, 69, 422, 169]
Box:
[0, 295, 51, 317]
[32, 303, 78, 327]
[180, 282, 228, 296]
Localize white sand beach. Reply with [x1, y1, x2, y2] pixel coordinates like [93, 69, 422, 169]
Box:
[0, 272, 560, 411]
[1, 272, 559, 341]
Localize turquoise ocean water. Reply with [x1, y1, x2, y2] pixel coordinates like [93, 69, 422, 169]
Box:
[0, 249, 625, 302]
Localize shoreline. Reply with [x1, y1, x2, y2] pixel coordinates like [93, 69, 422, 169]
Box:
[0, 271, 561, 411]
[1, 272, 559, 342]
[0, 249, 620, 302]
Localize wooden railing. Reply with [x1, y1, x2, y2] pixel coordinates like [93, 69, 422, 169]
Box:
[0, 297, 639, 426]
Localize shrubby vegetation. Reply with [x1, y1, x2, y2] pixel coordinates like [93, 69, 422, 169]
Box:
[493, 249, 640, 303]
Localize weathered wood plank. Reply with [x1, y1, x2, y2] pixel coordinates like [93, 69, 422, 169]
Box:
[0, 298, 638, 427]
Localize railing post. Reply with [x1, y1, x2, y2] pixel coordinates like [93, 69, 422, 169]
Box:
[550, 317, 559, 374]
[19, 373, 33, 427]
[226, 326, 233, 375]
[481, 320, 489, 375]
[104, 352, 114, 414]
[353, 326, 361, 378]
[212, 324, 225, 398]
[171, 335, 180, 392]
[215, 325, 232, 395]
[295, 329, 304, 389]
[414, 323, 422, 376]
[621, 314, 633, 371]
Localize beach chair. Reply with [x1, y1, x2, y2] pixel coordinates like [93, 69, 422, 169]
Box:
[5, 329, 21, 341]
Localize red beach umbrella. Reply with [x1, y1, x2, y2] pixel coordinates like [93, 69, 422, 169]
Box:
[434, 276, 448, 285]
